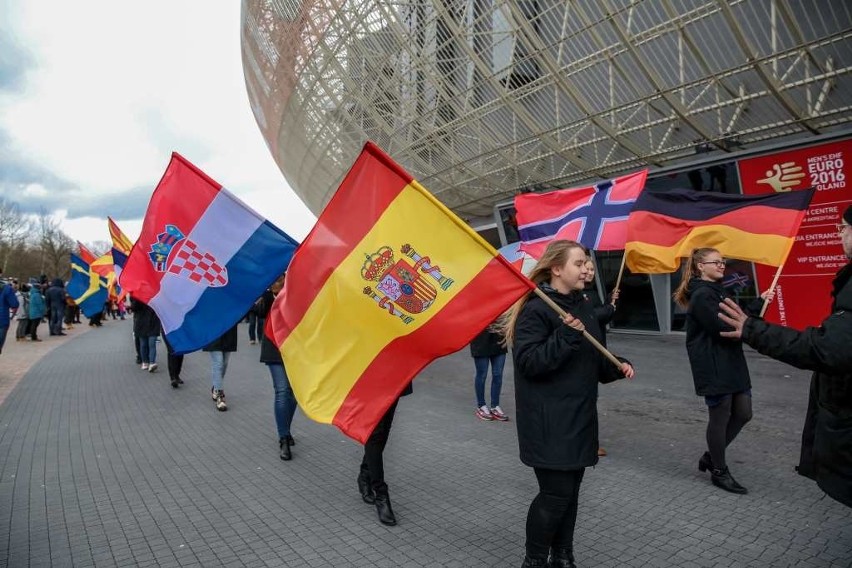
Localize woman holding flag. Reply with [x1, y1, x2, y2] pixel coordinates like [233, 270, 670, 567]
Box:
[504, 239, 633, 568]
[673, 247, 772, 495]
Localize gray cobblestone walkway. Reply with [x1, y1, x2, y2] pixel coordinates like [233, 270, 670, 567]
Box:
[0, 320, 849, 567]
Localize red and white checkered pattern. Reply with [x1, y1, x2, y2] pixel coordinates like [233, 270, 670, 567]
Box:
[167, 240, 228, 287]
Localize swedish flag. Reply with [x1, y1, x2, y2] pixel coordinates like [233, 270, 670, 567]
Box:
[68, 253, 108, 318]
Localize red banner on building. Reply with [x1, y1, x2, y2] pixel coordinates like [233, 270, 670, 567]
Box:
[738, 139, 852, 329]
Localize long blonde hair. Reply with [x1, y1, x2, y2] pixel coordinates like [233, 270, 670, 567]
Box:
[501, 240, 586, 347]
[672, 247, 718, 308]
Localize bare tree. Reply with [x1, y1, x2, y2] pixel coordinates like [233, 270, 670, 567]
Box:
[35, 210, 74, 281]
[0, 198, 29, 272]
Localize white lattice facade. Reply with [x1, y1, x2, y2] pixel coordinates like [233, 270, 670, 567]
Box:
[241, 0, 852, 220]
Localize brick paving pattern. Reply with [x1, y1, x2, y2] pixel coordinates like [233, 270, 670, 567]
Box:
[0, 319, 849, 567]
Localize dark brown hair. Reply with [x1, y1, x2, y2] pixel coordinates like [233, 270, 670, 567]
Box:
[672, 248, 719, 308]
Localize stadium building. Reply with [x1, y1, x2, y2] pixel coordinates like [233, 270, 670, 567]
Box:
[241, 0, 852, 332]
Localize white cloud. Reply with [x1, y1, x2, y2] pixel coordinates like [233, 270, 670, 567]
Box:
[1, 0, 316, 244]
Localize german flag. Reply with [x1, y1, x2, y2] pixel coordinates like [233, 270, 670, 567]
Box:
[268, 142, 534, 443]
[625, 188, 814, 273]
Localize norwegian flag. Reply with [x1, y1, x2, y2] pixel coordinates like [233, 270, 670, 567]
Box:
[515, 170, 647, 258]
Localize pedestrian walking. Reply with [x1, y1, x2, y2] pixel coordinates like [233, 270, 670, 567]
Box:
[673, 247, 772, 495]
[204, 324, 238, 411]
[503, 239, 633, 568]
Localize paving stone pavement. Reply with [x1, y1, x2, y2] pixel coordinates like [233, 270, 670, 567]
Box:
[0, 319, 849, 567]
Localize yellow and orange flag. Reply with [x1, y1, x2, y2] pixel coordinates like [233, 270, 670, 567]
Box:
[108, 216, 134, 254]
[268, 142, 534, 443]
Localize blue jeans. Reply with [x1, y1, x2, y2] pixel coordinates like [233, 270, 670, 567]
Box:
[268, 363, 297, 438]
[210, 351, 231, 391]
[49, 305, 64, 335]
[138, 336, 158, 364]
[474, 353, 506, 408]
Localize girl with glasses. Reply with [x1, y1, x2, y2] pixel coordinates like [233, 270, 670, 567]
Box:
[673, 248, 773, 494]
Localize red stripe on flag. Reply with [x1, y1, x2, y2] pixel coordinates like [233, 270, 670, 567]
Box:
[120, 153, 222, 301]
[272, 143, 414, 346]
[331, 257, 532, 443]
[626, 206, 807, 247]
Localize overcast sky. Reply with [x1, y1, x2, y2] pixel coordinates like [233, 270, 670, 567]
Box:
[0, 0, 317, 247]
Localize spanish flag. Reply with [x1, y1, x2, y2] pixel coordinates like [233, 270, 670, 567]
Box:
[268, 142, 534, 443]
[625, 187, 815, 273]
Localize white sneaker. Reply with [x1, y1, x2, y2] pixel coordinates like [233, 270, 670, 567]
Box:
[475, 405, 494, 421]
[148, 363, 158, 373]
[490, 406, 509, 421]
[141, 363, 149, 370]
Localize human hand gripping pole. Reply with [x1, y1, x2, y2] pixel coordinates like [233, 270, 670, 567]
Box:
[531, 287, 634, 378]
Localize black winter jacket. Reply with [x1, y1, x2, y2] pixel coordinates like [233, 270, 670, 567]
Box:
[584, 284, 615, 347]
[469, 326, 507, 358]
[513, 283, 626, 470]
[741, 262, 852, 508]
[45, 278, 65, 311]
[203, 324, 238, 352]
[131, 298, 161, 337]
[685, 278, 763, 396]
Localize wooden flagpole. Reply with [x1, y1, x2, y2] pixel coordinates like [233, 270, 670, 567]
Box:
[759, 264, 784, 317]
[613, 254, 627, 296]
[532, 287, 623, 368]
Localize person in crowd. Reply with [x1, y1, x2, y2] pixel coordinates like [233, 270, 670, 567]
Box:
[470, 320, 509, 421]
[0, 274, 19, 354]
[718, 205, 852, 508]
[27, 282, 46, 342]
[258, 276, 298, 459]
[204, 324, 238, 411]
[582, 252, 620, 458]
[162, 331, 185, 389]
[357, 384, 412, 527]
[15, 283, 30, 341]
[45, 278, 67, 336]
[673, 247, 772, 495]
[503, 239, 633, 568]
[131, 297, 161, 372]
[247, 295, 264, 345]
[63, 290, 76, 330]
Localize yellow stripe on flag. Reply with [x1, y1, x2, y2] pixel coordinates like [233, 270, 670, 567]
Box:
[281, 182, 497, 423]
[625, 224, 795, 273]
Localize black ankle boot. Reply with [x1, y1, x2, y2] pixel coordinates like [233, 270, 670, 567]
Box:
[357, 470, 375, 504]
[698, 451, 713, 473]
[285, 434, 295, 446]
[279, 437, 292, 461]
[549, 547, 576, 568]
[374, 492, 396, 526]
[711, 466, 747, 494]
[520, 555, 548, 568]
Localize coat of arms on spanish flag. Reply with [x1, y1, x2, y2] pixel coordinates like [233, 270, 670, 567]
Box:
[268, 142, 535, 443]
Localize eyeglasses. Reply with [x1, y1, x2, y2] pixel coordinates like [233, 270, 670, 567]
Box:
[699, 260, 726, 267]
[838, 224, 850, 234]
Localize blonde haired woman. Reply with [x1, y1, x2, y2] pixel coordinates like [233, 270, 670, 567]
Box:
[505, 240, 634, 568]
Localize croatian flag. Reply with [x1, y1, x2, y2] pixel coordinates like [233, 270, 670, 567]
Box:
[119, 152, 299, 354]
[515, 170, 647, 258]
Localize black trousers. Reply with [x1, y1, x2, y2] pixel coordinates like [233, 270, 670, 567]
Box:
[360, 399, 399, 495]
[525, 467, 585, 559]
[164, 339, 184, 381]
